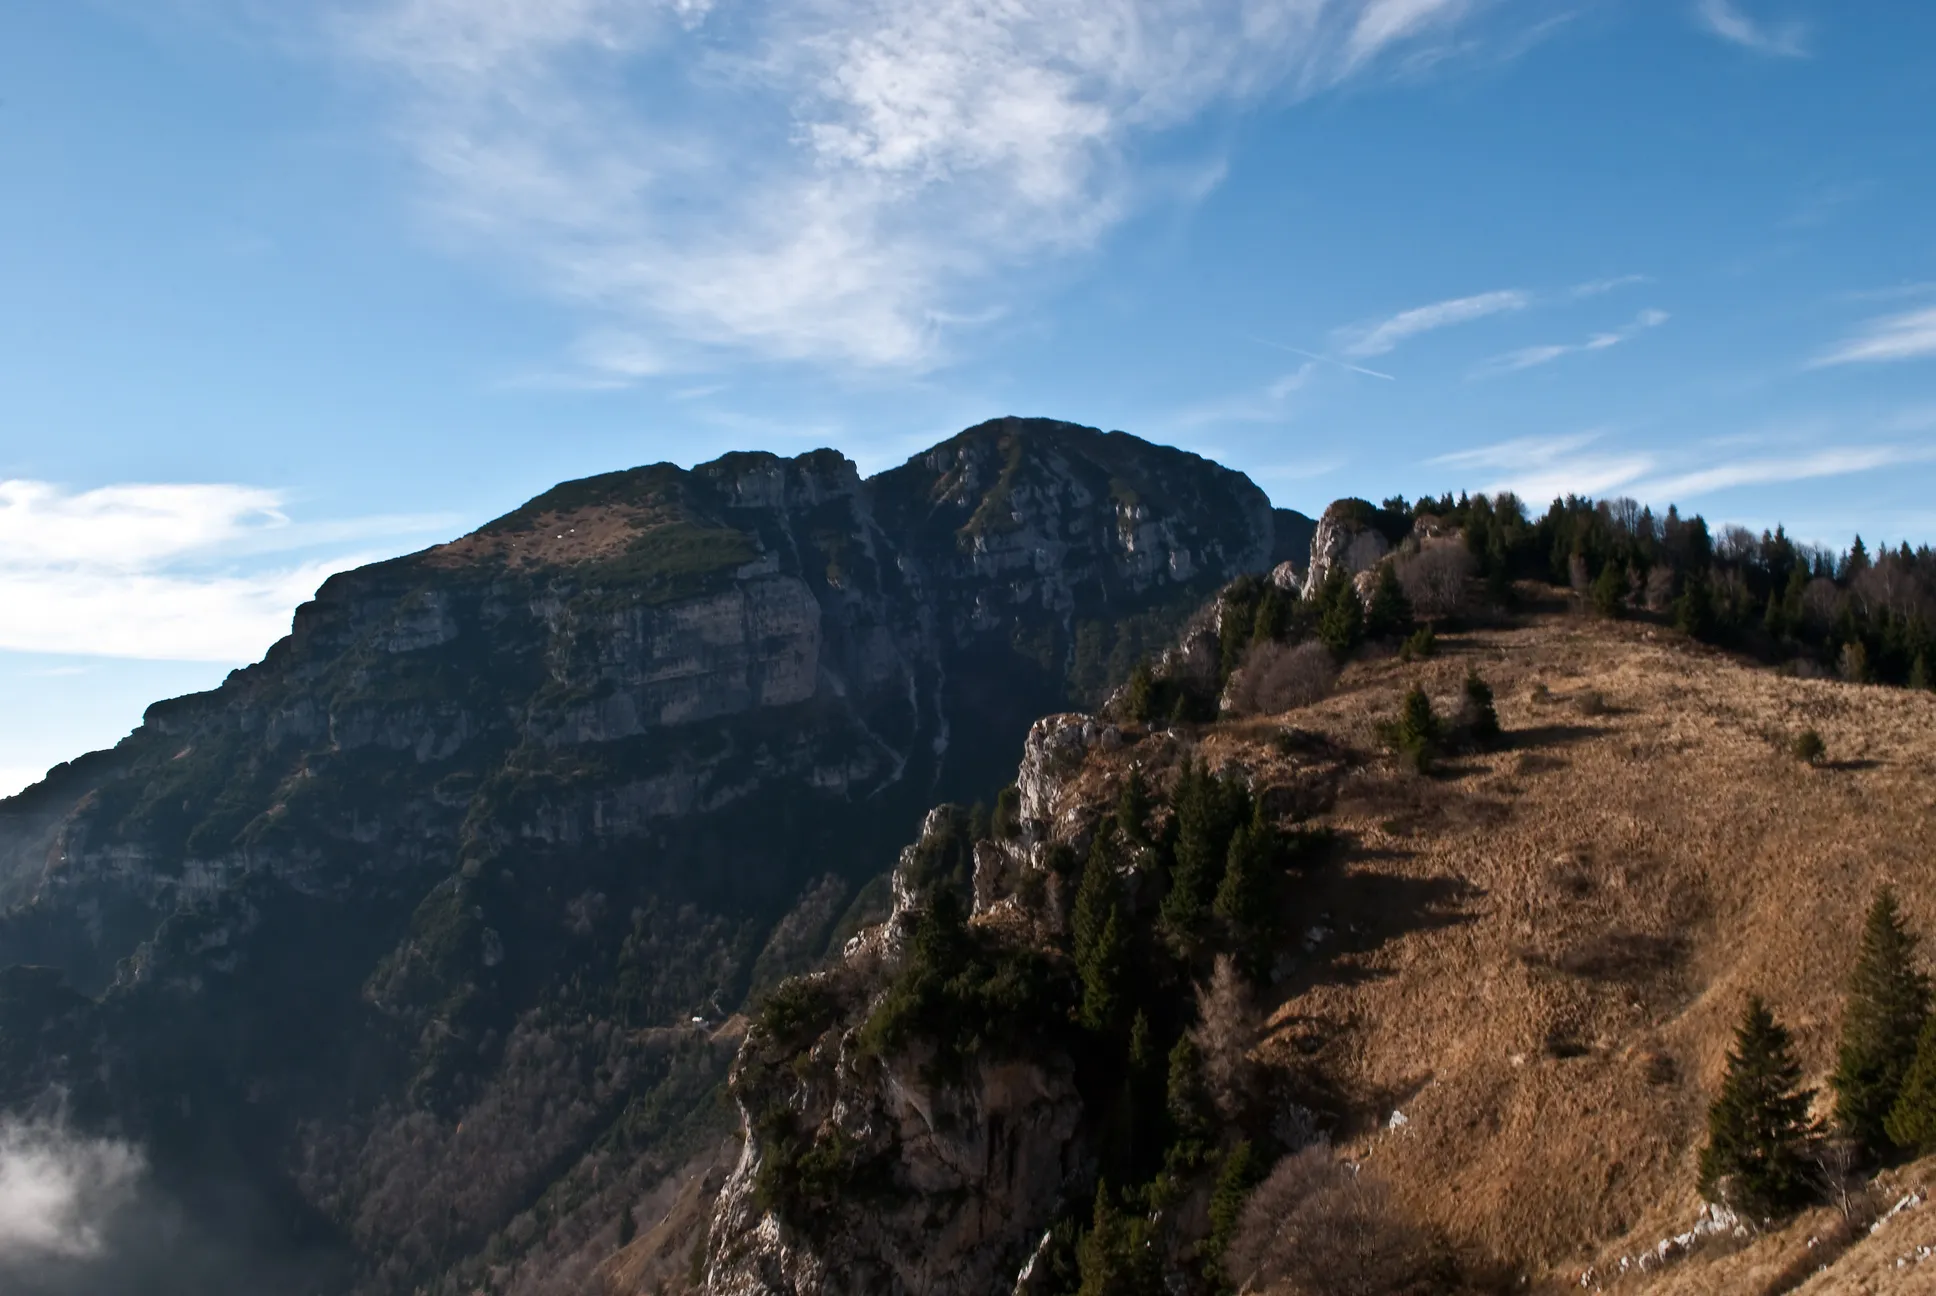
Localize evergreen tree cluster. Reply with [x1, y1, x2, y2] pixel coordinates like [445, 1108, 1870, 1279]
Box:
[1379, 491, 1936, 692]
[1701, 890, 1936, 1224]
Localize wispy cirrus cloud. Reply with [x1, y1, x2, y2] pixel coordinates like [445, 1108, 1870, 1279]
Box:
[1337, 289, 1532, 358]
[337, 0, 1528, 377]
[1638, 445, 1936, 499]
[1473, 307, 1669, 377]
[1431, 429, 1933, 508]
[1811, 306, 1936, 367]
[1694, 0, 1809, 57]
[0, 481, 455, 661]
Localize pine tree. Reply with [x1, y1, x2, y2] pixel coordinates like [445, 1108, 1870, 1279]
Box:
[1316, 571, 1365, 658]
[1675, 574, 1715, 640]
[1079, 909, 1127, 1033]
[1365, 562, 1414, 639]
[1203, 1141, 1264, 1279]
[1117, 769, 1152, 849]
[1076, 1182, 1158, 1296]
[1213, 813, 1277, 974]
[1384, 684, 1440, 771]
[1591, 561, 1625, 618]
[1124, 660, 1155, 722]
[1073, 834, 1127, 1032]
[1699, 996, 1818, 1219]
[1460, 669, 1501, 749]
[1166, 1034, 1212, 1146]
[1832, 888, 1931, 1155]
[1886, 1017, 1936, 1153]
[1162, 763, 1246, 945]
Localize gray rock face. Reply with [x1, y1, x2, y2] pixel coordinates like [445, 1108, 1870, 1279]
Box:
[1301, 498, 1409, 599]
[702, 809, 1087, 1296]
[0, 417, 1306, 1296]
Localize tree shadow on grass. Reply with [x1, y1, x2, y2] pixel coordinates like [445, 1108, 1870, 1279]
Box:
[1274, 832, 1484, 1000]
[1505, 723, 1602, 751]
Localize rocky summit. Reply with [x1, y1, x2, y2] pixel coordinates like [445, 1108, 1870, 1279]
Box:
[0, 418, 1309, 1295]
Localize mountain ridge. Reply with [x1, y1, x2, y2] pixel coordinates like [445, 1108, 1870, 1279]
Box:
[0, 416, 1310, 1295]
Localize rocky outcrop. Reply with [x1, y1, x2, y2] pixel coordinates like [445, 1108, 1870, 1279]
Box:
[1300, 498, 1407, 598]
[0, 417, 1308, 1296]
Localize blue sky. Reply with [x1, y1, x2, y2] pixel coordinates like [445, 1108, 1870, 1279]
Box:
[1, 0, 1933, 793]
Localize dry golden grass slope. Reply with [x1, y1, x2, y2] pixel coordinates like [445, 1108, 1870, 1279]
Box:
[1067, 603, 1936, 1293]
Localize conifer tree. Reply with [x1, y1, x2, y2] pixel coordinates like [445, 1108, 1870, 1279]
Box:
[1591, 561, 1625, 618]
[1162, 764, 1245, 944]
[1699, 997, 1818, 1219]
[1317, 571, 1365, 658]
[1203, 1141, 1264, 1278]
[1675, 573, 1715, 640]
[1124, 660, 1155, 723]
[1166, 1034, 1212, 1146]
[1460, 669, 1501, 749]
[1832, 888, 1931, 1154]
[1384, 684, 1440, 771]
[1073, 830, 1119, 967]
[1886, 1016, 1936, 1153]
[1073, 833, 1127, 1032]
[1117, 769, 1152, 850]
[1365, 562, 1414, 639]
[1078, 909, 1127, 1033]
[1913, 651, 1933, 693]
[1076, 1182, 1158, 1296]
[1213, 813, 1277, 974]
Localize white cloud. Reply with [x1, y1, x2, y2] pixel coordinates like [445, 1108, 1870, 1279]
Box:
[1635, 445, 1936, 500]
[0, 1118, 143, 1262]
[1694, 0, 1808, 57]
[1338, 289, 1531, 358]
[339, 0, 1519, 376]
[1569, 274, 1651, 298]
[1431, 430, 1932, 508]
[1170, 364, 1317, 429]
[1430, 430, 1654, 500]
[1812, 307, 1936, 367]
[0, 481, 451, 662]
[1472, 307, 1669, 376]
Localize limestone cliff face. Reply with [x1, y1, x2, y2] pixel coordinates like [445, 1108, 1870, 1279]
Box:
[0, 417, 1305, 1296]
[1300, 498, 1408, 598]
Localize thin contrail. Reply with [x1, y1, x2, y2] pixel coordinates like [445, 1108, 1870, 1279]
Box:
[1249, 336, 1397, 381]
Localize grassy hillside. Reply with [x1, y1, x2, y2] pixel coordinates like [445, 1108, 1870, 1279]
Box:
[1018, 596, 1936, 1290]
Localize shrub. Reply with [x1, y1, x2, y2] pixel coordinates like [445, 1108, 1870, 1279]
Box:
[859, 888, 1071, 1078]
[1396, 543, 1474, 619]
[1398, 624, 1436, 662]
[1223, 641, 1337, 716]
[1224, 1143, 1447, 1296]
[1792, 730, 1826, 765]
[1840, 641, 1871, 684]
[1699, 996, 1819, 1220]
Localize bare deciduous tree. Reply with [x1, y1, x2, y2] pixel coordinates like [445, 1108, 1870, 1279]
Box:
[1223, 641, 1337, 716]
[1225, 1143, 1446, 1296]
[1394, 543, 1475, 619]
[1191, 954, 1260, 1123]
